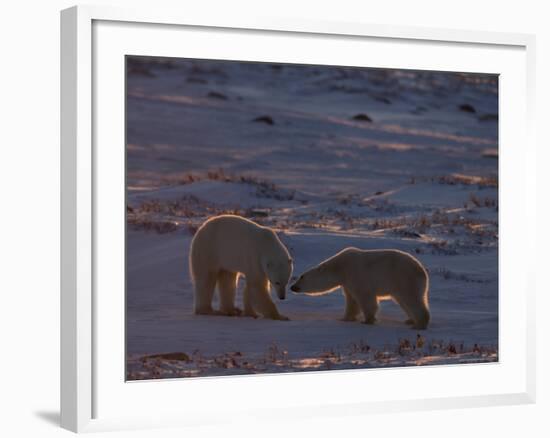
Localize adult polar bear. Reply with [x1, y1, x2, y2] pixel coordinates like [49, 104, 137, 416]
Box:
[290, 248, 430, 329]
[190, 215, 293, 320]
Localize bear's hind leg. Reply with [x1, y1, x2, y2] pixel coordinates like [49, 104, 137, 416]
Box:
[393, 290, 430, 330]
[243, 286, 258, 318]
[193, 270, 218, 315]
[217, 270, 242, 316]
[341, 287, 360, 322]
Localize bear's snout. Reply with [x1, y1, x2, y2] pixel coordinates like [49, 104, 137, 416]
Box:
[290, 284, 300, 292]
[275, 287, 286, 300]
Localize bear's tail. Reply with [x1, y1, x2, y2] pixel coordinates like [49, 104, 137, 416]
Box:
[423, 272, 430, 310]
[415, 272, 430, 329]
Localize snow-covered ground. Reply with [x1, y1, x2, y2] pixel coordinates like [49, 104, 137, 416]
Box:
[125, 57, 498, 380]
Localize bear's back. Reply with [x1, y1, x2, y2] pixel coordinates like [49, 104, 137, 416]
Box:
[190, 215, 281, 276]
[198, 214, 261, 234]
[344, 248, 427, 277]
[191, 215, 268, 256]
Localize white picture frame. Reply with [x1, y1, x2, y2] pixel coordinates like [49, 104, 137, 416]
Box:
[60, 4, 536, 433]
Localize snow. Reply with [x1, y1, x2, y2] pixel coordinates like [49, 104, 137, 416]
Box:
[125, 57, 498, 379]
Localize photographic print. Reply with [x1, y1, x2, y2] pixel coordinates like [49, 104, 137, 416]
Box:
[125, 56, 498, 380]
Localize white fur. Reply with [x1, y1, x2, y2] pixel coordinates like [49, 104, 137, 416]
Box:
[189, 215, 292, 320]
[291, 248, 430, 329]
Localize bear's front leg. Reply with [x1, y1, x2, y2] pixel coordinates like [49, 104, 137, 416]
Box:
[357, 292, 379, 325]
[340, 287, 360, 322]
[249, 278, 289, 321]
[242, 286, 259, 318]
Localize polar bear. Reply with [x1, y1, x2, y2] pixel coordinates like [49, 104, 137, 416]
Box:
[290, 248, 430, 329]
[189, 215, 292, 320]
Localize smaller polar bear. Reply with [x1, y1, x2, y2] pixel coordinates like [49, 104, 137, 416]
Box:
[290, 248, 430, 329]
[189, 215, 292, 320]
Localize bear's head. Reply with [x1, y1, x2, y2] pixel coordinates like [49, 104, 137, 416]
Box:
[261, 231, 293, 300]
[290, 261, 340, 295]
[263, 257, 293, 300]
